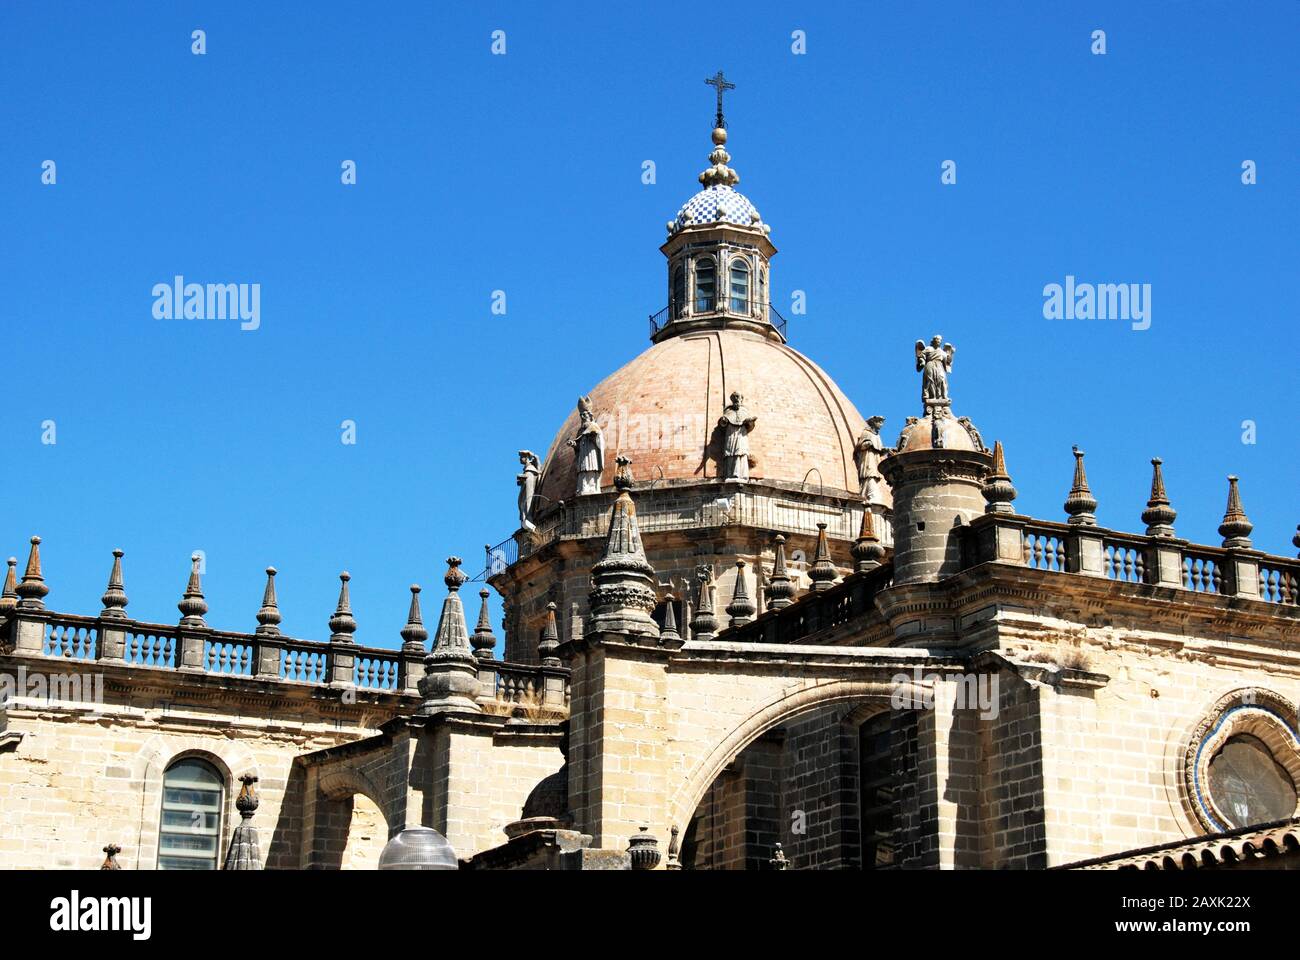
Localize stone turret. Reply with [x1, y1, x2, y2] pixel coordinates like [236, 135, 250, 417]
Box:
[878, 338, 992, 585]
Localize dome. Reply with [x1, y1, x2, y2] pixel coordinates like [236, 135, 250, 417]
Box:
[670, 185, 762, 234]
[536, 328, 871, 504]
[377, 826, 458, 870]
[894, 413, 986, 454]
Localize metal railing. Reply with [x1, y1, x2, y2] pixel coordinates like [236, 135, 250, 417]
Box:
[722, 563, 896, 645]
[649, 300, 789, 339]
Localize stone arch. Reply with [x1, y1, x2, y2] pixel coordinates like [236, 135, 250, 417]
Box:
[669, 678, 907, 834]
[306, 764, 397, 870]
[131, 734, 260, 870]
[318, 767, 386, 811]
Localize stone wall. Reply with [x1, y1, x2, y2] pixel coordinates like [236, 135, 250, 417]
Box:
[0, 703, 370, 870]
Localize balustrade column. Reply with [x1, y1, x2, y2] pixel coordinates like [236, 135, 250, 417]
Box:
[1066, 527, 1106, 577]
[1221, 549, 1263, 599]
[538, 664, 569, 709]
[96, 621, 127, 663]
[1145, 538, 1188, 589]
[253, 635, 283, 679]
[401, 650, 426, 696]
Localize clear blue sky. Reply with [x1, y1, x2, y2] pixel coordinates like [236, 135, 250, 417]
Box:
[2, 1, 1296, 650]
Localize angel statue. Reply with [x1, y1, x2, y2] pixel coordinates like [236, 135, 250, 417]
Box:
[718, 391, 757, 481]
[516, 450, 540, 532]
[567, 395, 605, 495]
[915, 336, 955, 410]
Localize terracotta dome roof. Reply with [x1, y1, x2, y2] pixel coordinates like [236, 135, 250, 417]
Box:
[536, 328, 869, 505]
[893, 413, 987, 454]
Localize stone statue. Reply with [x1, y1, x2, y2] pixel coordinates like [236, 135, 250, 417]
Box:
[718, 391, 757, 481]
[567, 395, 605, 495]
[516, 450, 540, 532]
[853, 415, 887, 502]
[915, 335, 955, 410]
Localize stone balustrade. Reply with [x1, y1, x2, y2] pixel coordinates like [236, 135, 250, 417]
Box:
[1, 607, 569, 710]
[515, 478, 882, 565]
[964, 514, 1300, 603]
[719, 513, 1299, 648]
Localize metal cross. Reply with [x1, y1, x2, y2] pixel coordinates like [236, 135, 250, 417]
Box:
[704, 70, 735, 127]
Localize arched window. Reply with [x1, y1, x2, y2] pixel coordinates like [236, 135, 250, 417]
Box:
[158, 757, 225, 870]
[694, 258, 716, 312]
[729, 259, 751, 313]
[672, 265, 686, 318]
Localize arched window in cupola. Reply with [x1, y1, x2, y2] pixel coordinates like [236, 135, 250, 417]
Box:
[729, 258, 751, 313]
[694, 258, 716, 313]
[672, 264, 686, 318]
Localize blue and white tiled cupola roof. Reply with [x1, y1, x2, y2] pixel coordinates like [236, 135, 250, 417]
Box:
[670, 185, 762, 234]
[665, 122, 770, 238]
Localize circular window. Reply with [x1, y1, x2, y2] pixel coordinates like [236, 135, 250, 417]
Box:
[1208, 734, 1297, 828]
[1184, 690, 1300, 833]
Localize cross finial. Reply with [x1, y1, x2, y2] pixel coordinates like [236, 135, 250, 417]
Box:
[704, 70, 735, 128]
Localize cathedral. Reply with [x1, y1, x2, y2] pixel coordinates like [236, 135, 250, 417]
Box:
[2, 77, 1299, 871]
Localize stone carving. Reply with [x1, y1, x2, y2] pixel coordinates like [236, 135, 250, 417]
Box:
[915, 336, 955, 411]
[853, 415, 887, 502]
[516, 450, 540, 531]
[567, 396, 605, 496]
[718, 391, 757, 481]
[957, 417, 985, 453]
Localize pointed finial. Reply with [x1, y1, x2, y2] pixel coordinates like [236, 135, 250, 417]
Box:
[98, 549, 129, 619]
[852, 510, 886, 573]
[765, 535, 796, 610]
[471, 588, 496, 659]
[614, 454, 633, 491]
[538, 601, 561, 666]
[1063, 446, 1098, 525]
[177, 553, 208, 627]
[400, 585, 429, 653]
[16, 536, 49, 610]
[1141, 457, 1177, 537]
[691, 566, 718, 641]
[328, 572, 356, 640]
[588, 473, 659, 636]
[1, 557, 20, 615]
[725, 559, 756, 626]
[100, 843, 122, 870]
[808, 522, 837, 592]
[444, 556, 468, 592]
[1218, 475, 1253, 548]
[699, 72, 740, 188]
[255, 567, 281, 635]
[236, 773, 260, 820]
[429, 558, 474, 661]
[982, 440, 1018, 515]
[659, 593, 681, 646]
[224, 774, 263, 870]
